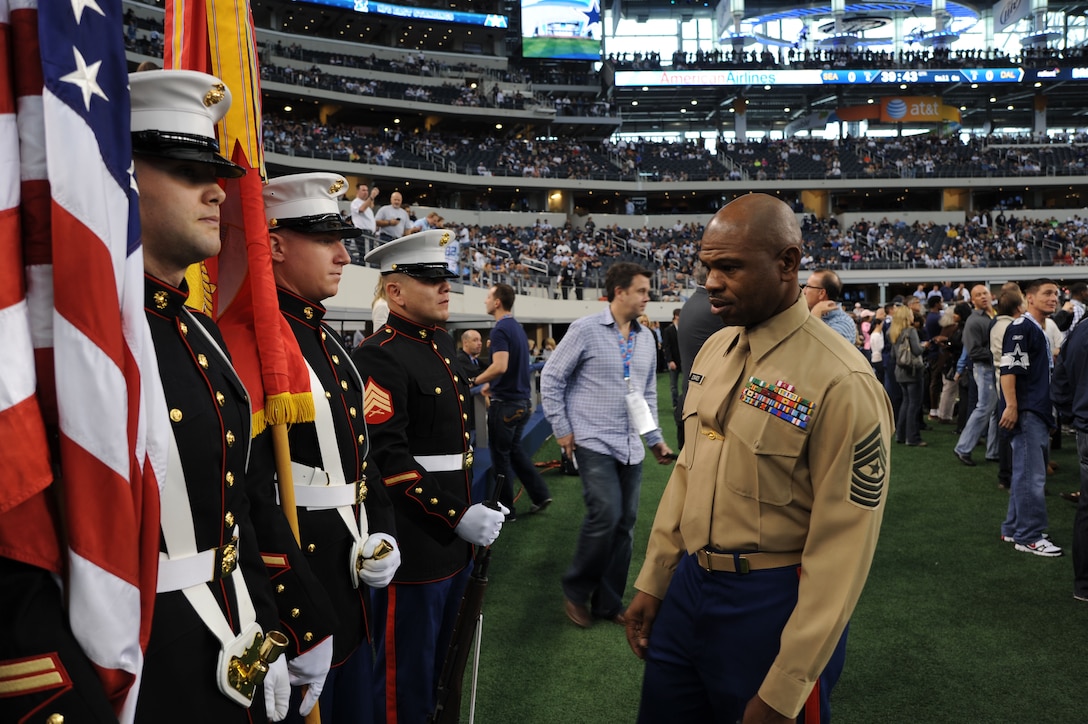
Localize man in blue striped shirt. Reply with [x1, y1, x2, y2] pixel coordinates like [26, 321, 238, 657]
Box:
[541, 262, 673, 628]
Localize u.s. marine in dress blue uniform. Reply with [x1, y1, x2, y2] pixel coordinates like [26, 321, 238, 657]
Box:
[263, 170, 401, 724]
[277, 288, 397, 723]
[352, 229, 506, 724]
[140, 275, 283, 722]
[129, 69, 333, 721]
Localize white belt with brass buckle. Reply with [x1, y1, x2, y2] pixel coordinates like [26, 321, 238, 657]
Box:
[290, 462, 366, 509]
[415, 450, 473, 472]
[156, 533, 240, 593]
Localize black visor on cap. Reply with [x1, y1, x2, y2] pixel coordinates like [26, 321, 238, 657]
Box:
[270, 212, 362, 239]
[384, 262, 458, 280]
[132, 130, 246, 178]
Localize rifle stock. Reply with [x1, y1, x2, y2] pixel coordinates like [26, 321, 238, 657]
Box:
[428, 474, 503, 723]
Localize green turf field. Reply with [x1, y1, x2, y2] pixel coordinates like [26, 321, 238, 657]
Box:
[522, 37, 600, 60]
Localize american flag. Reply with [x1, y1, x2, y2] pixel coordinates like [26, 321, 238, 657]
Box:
[0, 2, 58, 570]
[13, 0, 168, 719]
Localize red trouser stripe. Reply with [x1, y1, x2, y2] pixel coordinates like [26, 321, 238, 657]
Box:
[385, 585, 398, 724]
[802, 677, 822, 724]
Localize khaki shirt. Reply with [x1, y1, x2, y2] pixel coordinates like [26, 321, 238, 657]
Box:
[635, 296, 892, 718]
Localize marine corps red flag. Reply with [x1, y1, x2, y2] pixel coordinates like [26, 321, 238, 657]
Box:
[1, 0, 169, 719]
[165, 0, 314, 436]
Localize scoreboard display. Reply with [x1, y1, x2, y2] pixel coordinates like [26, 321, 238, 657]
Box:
[612, 67, 1078, 87]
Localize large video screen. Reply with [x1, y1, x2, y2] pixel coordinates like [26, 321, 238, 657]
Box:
[521, 0, 602, 60]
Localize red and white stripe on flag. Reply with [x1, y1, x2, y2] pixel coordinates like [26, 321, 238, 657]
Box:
[0, 1, 53, 530]
[30, 0, 169, 718]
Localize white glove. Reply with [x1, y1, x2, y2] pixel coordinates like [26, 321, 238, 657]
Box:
[358, 533, 401, 589]
[263, 655, 290, 722]
[454, 503, 506, 546]
[287, 635, 333, 717]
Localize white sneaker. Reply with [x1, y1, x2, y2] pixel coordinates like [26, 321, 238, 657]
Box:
[1014, 538, 1063, 557]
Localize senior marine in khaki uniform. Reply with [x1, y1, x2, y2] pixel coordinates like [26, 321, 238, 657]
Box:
[626, 193, 893, 724]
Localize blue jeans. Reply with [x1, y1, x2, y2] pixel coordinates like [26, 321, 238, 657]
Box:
[955, 364, 997, 458]
[1001, 411, 1051, 544]
[488, 399, 551, 510]
[896, 377, 923, 444]
[562, 446, 642, 618]
[883, 364, 902, 423]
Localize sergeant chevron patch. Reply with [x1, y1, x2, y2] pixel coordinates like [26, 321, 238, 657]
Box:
[363, 378, 394, 424]
[849, 427, 887, 509]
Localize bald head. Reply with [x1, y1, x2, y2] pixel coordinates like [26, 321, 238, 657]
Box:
[461, 329, 482, 356]
[706, 194, 802, 259]
[970, 284, 992, 312]
[699, 194, 803, 328]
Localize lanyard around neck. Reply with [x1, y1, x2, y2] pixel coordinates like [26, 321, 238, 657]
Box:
[617, 324, 636, 381]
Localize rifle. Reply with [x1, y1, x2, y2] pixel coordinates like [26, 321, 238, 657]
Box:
[429, 474, 503, 724]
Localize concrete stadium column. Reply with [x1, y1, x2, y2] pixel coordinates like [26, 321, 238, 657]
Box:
[547, 189, 573, 214]
[943, 188, 969, 212]
[1034, 93, 1048, 136]
[893, 14, 903, 58]
[729, 0, 746, 57]
[981, 8, 994, 49]
[831, 0, 845, 33]
[800, 189, 830, 217]
[1031, 0, 1049, 35]
[734, 96, 748, 142]
[931, 0, 952, 49]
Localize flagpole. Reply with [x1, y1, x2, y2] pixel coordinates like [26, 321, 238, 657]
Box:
[271, 423, 300, 545]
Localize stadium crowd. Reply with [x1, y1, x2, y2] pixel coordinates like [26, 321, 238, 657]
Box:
[342, 211, 1088, 304]
[260, 113, 1088, 182]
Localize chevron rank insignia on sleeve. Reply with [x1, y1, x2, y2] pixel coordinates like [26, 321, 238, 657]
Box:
[849, 427, 887, 509]
[363, 377, 394, 424]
